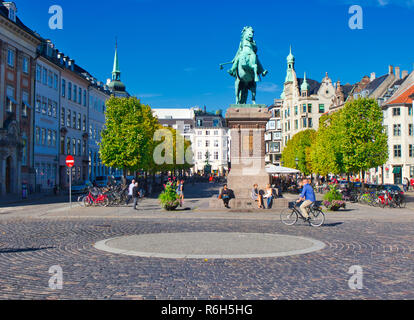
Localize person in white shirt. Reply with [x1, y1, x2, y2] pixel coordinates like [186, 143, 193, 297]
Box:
[125, 179, 136, 205]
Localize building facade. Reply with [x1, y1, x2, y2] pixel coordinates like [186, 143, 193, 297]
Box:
[279, 47, 336, 149]
[0, 1, 40, 196]
[194, 109, 229, 175]
[265, 99, 282, 166]
[33, 39, 61, 192]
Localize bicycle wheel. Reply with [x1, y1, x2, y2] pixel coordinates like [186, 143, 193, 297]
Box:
[309, 208, 325, 227]
[77, 195, 85, 207]
[280, 208, 298, 226]
[83, 196, 92, 207]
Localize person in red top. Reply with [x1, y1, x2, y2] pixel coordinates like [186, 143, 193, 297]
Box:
[410, 178, 414, 191]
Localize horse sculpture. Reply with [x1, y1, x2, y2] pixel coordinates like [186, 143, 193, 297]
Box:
[220, 26, 268, 104]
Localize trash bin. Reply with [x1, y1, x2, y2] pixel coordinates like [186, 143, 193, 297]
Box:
[22, 183, 28, 199]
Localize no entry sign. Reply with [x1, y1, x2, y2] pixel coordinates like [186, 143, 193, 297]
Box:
[66, 155, 75, 168]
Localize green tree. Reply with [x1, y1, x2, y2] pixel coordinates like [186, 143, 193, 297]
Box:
[339, 98, 388, 179]
[99, 97, 159, 175]
[281, 129, 316, 175]
[310, 111, 345, 176]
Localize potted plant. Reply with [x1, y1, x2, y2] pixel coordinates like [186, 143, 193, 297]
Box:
[323, 184, 346, 211]
[159, 180, 179, 211]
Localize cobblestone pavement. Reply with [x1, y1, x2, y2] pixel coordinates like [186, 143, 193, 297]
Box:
[0, 216, 413, 300]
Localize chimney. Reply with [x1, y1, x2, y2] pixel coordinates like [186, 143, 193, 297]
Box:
[395, 66, 400, 80]
[370, 72, 376, 81]
[388, 65, 394, 75]
[402, 70, 408, 78]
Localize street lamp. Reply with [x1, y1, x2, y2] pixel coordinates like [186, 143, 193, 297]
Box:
[295, 157, 299, 169]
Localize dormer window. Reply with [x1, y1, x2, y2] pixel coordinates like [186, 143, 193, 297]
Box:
[4, 2, 17, 22]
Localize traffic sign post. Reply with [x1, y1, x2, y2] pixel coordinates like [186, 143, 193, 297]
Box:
[66, 156, 75, 208]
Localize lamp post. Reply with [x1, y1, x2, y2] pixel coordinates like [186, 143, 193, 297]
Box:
[295, 157, 299, 181]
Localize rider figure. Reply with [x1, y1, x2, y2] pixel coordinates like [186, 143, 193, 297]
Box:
[228, 26, 267, 82]
[296, 178, 316, 221]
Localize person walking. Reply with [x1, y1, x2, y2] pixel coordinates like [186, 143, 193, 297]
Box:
[125, 179, 136, 205]
[177, 179, 185, 207]
[132, 182, 140, 210]
[403, 177, 409, 192]
[296, 178, 316, 221]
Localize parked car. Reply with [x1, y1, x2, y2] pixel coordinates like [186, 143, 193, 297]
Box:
[71, 180, 92, 194]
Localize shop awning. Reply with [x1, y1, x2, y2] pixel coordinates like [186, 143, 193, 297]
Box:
[392, 167, 401, 174]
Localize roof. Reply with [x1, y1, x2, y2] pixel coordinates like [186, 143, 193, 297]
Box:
[0, 1, 41, 41]
[152, 108, 195, 119]
[385, 83, 414, 105]
[364, 74, 388, 93]
[297, 78, 320, 95]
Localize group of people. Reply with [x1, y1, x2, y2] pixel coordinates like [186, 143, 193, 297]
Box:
[251, 184, 277, 209]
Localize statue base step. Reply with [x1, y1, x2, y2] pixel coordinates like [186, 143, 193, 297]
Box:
[209, 197, 288, 210]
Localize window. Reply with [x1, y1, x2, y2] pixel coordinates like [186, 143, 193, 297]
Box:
[41, 128, 46, 145]
[35, 127, 40, 144]
[52, 102, 57, 118]
[36, 65, 42, 81]
[409, 124, 413, 136]
[411, 166, 414, 178]
[302, 117, 307, 128]
[73, 85, 77, 103]
[54, 74, 58, 90]
[213, 119, 220, 127]
[48, 100, 52, 116]
[72, 138, 76, 155]
[214, 140, 219, 147]
[67, 137, 71, 155]
[197, 119, 203, 127]
[67, 110, 71, 127]
[198, 131, 202, 135]
[308, 118, 313, 128]
[47, 130, 52, 146]
[78, 88, 82, 104]
[82, 115, 86, 131]
[302, 104, 306, 113]
[294, 119, 298, 129]
[61, 108, 65, 127]
[77, 113, 81, 130]
[48, 71, 53, 87]
[72, 111, 77, 129]
[308, 104, 312, 113]
[62, 79, 66, 97]
[319, 104, 325, 113]
[8, 7, 16, 21]
[22, 91, 29, 117]
[89, 124, 93, 136]
[409, 106, 413, 116]
[197, 140, 201, 147]
[78, 139, 81, 156]
[393, 124, 401, 136]
[42, 67, 47, 84]
[7, 49, 14, 67]
[22, 57, 29, 74]
[68, 82, 72, 100]
[197, 152, 203, 160]
[41, 97, 47, 114]
[83, 90, 87, 106]
[52, 131, 56, 147]
[393, 108, 401, 116]
[206, 140, 210, 147]
[82, 140, 86, 156]
[409, 145, 414, 158]
[214, 151, 219, 160]
[206, 131, 210, 135]
[294, 106, 298, 115]
[394, 145, 401, 158]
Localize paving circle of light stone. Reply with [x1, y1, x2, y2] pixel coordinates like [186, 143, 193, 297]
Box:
[94, 232, 326, 259]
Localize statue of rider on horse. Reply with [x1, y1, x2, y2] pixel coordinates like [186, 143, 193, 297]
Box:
[220, 26, 268, 104]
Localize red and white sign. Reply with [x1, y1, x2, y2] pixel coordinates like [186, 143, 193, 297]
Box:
[65, 155, 75, 168]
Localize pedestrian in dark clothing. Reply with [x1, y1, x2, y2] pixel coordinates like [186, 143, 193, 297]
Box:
[219, 184, 231, 208]
[132, 182, 140, 210]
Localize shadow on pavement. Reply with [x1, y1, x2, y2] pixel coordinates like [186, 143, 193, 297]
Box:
[321, 222, 343, 227]
[0, 246, 55, 254]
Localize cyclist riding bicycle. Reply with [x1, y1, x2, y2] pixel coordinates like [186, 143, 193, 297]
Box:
[296, 178, 316, 221]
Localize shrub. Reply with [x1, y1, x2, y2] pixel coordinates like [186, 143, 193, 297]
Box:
[323, 184, 346, 211]
[158, 181, 179, 210]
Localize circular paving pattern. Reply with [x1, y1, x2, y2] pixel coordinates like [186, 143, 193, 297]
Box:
[94, 232, 326, 259]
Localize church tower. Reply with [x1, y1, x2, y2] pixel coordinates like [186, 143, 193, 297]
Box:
[108, 40, 128, 97]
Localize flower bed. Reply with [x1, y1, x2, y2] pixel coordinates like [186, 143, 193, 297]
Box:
[158, 180, 179, 211]
[323, 200, 346, 211]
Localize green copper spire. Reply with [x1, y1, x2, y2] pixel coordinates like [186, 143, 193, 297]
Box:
[112, 39, 121, 81]
[301, 72, 310, 92]
[285, 45, 295, 83]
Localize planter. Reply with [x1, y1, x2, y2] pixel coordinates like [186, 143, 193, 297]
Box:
[163, 203, 179, 211]
[323, 200, 346, 211]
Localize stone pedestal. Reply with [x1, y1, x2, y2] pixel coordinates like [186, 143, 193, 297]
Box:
[209, 104, 288, 210]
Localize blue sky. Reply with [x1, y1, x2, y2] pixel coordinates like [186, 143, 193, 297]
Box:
[16, 0, 414, 112]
